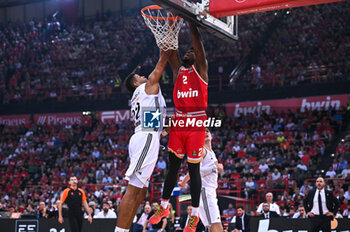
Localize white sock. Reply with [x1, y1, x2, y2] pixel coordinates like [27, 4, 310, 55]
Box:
[191, 207, 199, 216]
[160, 199, 169, 209]
[115, 226, 129, 232]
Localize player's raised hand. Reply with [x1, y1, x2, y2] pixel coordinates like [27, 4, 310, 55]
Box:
[58, 216, 64, 224]
[160, 48, 173, 57]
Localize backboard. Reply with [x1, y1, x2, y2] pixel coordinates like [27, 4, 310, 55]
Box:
[209, 0, 344, 18]
[150, 0, 238, 42]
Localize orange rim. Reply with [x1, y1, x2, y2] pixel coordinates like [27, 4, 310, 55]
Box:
[141, 5, 182, 21]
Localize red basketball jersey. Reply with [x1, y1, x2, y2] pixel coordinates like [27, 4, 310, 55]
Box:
[173, 65, 208, 114]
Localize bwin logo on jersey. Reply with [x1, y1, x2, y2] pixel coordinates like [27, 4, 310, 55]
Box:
[143, 109, 161, 129]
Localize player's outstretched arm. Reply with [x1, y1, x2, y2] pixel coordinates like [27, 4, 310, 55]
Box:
[167, 11, 182, 84]
[168, 50, 181, 84]
[189, 22, 208, 83]
[145, 49, 172, 95]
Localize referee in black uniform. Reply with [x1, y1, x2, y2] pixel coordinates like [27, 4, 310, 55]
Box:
[58, 176, 92, 232]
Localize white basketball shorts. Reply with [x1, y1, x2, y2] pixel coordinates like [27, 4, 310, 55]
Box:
[199, 187, 221, 227]
[125, 132, 160, 188]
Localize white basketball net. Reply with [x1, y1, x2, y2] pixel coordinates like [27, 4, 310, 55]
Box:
[141, 6, 184, 51]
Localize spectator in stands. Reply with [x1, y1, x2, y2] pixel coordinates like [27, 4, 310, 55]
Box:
[133, 204, 152, 232]
[223, 203, 236, 221]
[344, 186, 350, 201]
[338, 157, 348, 171]
[244, 176, 257, 199]
[342, 204, 350, 217]
[336, 211, 344, 219]
[271, 169, 281, 180]
[102, 174, 113, 184]
[256, 192, 280, 216]
[157, 156, 167, 177]
[292, 205, 308, 218]
[88, 201, 100, 217]
[38, 201, 48, 218]
[157, 156, 167, 170]
[297, 160, 308, 172]
[258, 160, 269, 173]
[228, 205, 251, 232]
[341, 164, 350, 178]
[325, 167, 337, 179]
[96, 167, 105, 184]
[107, 200, 116, 212]
[300, 180, 311, 197]
[24, 204, 37, 216]
[259, 202, 280, 219]
[48, 200, 60, 219]
[95, 202, 117, 219]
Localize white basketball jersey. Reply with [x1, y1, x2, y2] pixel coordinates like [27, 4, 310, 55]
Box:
[201, 147, 218, 189]
[130, 83, 166, 134]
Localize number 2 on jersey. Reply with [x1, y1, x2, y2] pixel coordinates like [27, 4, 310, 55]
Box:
[183, 75, 188, 84]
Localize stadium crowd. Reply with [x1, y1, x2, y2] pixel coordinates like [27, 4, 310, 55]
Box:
[0, 107, 349, 223]
[241, 1, 350, 89]
[1, 1, 349, 105]
[0, 11, 154, 104]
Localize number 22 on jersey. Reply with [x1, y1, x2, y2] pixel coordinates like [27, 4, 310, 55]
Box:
[132, 102, 140, 121]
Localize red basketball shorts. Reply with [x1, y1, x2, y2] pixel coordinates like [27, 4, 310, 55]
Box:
[168, 128, 205, 163]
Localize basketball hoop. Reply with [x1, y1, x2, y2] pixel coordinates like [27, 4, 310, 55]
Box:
[141, 5, 184, 51]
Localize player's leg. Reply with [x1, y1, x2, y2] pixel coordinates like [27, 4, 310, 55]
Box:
[162, 130, 185, 201]
[149, 152, 182, 224]
[188, 162, 201, 207]
[186, 130, 205, 208]
[130, 187, 148, 225]
[116, 132, 159, 231]
[162, 152, 183, 198]
[199, 188, 223, 232]
[149, 131, 184, 224]
[116, 184, 148, 229]
[209, 223, 224, 232]
[198, 188, 210, 229]
[184, 130, 206, 232]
